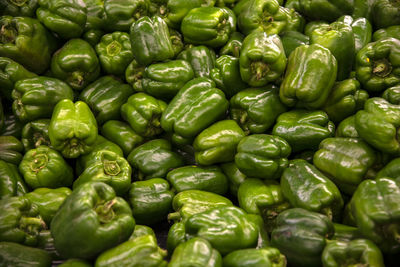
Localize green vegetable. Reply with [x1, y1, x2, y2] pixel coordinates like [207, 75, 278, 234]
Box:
[21, 119, 51, 151]
[0, 160, 28, 198]
[223, 247, 286, 267]
[0, 242, 51, 267]
[177, 45, 216, 78]
[376, 158, 400, 179]
[373, 25, 400, 41]
[219, 31, 243, 58]
[372, 0, 400, 29]
[0, 135, 23, 165]
[382, 85, 400, 105]
[280, 30, 309, 57]
[221, 162, 247, 196]
[103, 0, 149, 32]
[338, 15, 372, 54]
[294, 0, 353, 22]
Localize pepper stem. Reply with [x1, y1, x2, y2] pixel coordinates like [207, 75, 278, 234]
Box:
[19, 217, 47, 233]
[30, 153, 48, 173]
[372, 59, 392, 78]
[107, 40, 121, 56]
[69, 71, 85, 88]
[0, 23, 17, 44]
[167, 212, 181, 222]
[251, 61, 269, 81]
[95, 199, 116, 224]
[321, 207, 333, 221]
[103, 159, 121, 176]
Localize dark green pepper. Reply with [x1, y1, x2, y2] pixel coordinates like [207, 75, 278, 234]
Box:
[49, 99, 98, 158]
[376, 158, 400, 179]
[382, 85, 400, 105]
[223, 247, 286, 267]
[220, 162, 247, 196]
[335, 115, 359, 138]
[103, 0, 149, 32]
[83, 0, 105, 31]
[280, 30, 310, 57]
[296, 0, 353, 22]
[332, 223, 362, 242]
[177, 45, 216, 78]
[0, 0, 39, 17]
[372, 0, 400, 29]
[0, 160, 28, 198]
[0, 135, 23, 165]
[0, 242, 51, 267]
[19, 145, 74, 189]
[21, 119, 51, 151]
[0, 113, 23, 138]
[373, 25, 400, 41]
[338, 15, 372, 54]
[167, 221, 186, 254]
[83, 28, 104, 46]
[352, 0, 374, 22]
[219, 31, 243, 58]
[125, 59, 145, 91]
[51, 38, 100, 90]
[51, 182, 135, 259]
[128, 178, 174, 225]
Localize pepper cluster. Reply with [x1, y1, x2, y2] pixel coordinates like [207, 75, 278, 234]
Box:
[1, 0, 400, 266]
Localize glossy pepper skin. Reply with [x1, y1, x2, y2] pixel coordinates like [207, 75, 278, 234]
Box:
[221, 162, 247, 196]
[355, 97, 400, 155]
[223, 247, 286, 267]
[295, 0, 353, 22]
[24, 187, 71, 225]
[168, 189, 233, 222]
[352, 0, 374, 22]
[372, 0, 400, 29]
[121, 93, 167, 137]
[49, 99, 98, 159]
[130, 15, 174, 66]
[130, 224, 156, 240]
[51, 39, 100, 91]
[125, 59, 145, 91]
[338, 15, 372, 54]
[101, 120, 143, 156]
[58, 259, 91, 267]
[0, 57, 36, 101]
[0, 16, 57, 74]
[181, 7, 236, 48]
[230, 86, 287, 134]
[0, 242, 52, 267]
[322, 239, 385, 267]
[281, 159, 343, 221]
[272, 110, 335, 153]
[0, 135, 23, 165]
[161, 78, 229, 145]
[0, 113, 23, 138]
[308, 20, 354, 81]
[178, 45, 216, 78]
[0, 196, 47, 246]
[323, 79, 369, 123]
[347, 177, 400, 253]
[271, 208, 334, 267]
[142, 59, 194, 100]
[167, 221, 186, 253]
[355, 37, 400, 92]
[193, 120, 245, 166]
[383, 85, 400, 105]
[19, 145, 74, 189]
[313, 137, 376, 195]
[185, 206, 264, 255]
[0, 160, 28, 198]
[36, 0, 87, 39]
[73, 150, 132, 196]
[128, 178, 174, 225]
[51, 182, 135, 260]
[376, 158, 400, 179]
[95, 234, 167, 267]
[95, 32, 134, 76]
[280, 30, 309, 57]
[21, 119, 52, 151]
[79, 76, 134, 125]
[279, 44, 337, 110]
[0, 0, 38, 17]
[373, 25, 400, 41]
[167, 166, 228, 195]
[103, 0, 149, 32]
[219, 31, 243, 58]
[235, 134, 291, 179]
[336, 115, 359, 138]
[239, 32, 286, 87]
[11, 77, 74, 123]
[169, 237, 222, 267]
[127, 139, 184, 180]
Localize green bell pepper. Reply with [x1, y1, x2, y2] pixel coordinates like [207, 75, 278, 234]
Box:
[313, 137, 377, 195]
[308, 20, 355, 81]
[219, 32, 243, 58]
[49, 99, 98, 159]
[0, 160, 28, 198]
[272, 110, 335, 153]
[220, 162, 247, 196]
[193, 120, 245, 166]
[161, 78, 229, 145]
[235, 134, 291, 180]
[167, 221, 186, 254]
[168, 189, 233, 222]
[280, 30, 310, 58]
[323, 79, 369, 123]
[332, 223, 362, 242]
[279, 44, 337, 109]
[382, 85, 400, 105]
[376, 158, 400, 179]
[281, 159, 343, 220]
[177, 45, 216, 78]
[130, 15, 174, 66]
[101, 120, 143, 156]
[0, 135, 23, 165]
[338, 15, 372, 54]
[83, 28, 105, 46]
[296, 0, 354, 22]
[210, 55, 247, 98]
[130, 224, 156, 240]
[239, 31, 286, 87]
[322, 239, 385, 267]
[95, 31, 134, 76]
[0, 57, 36, 101]
[127, 139, 184, 179]
[271, 208, 334, 267]
[0, 242, 51, 267]
[141, 59, 194, 100]
[21, 119, 51, 151]
[0, 16, 57, 74]
[169, 237, 222, 267]
[0, 113, 23, 138]
[51, 182, 135, 259]
[11, 76, 74, 123]
[230, 86, 287, 134]
[347, 177, 400, 253]
[355, 97, 400, 155]
[121, 92, 167, 137]
[19, 145, 74, 189]
[0, 0, 38, 17]
[372, 0, 400, 29]
[181, 7, 236, 48]
[103, 0, 149, 32]
[73, 150, 132, 196]
[83, 0, 105, 31]
[336, 115, 359, 138]
[128, 178, 174, 225]
[223, 247, 286, 267]
[355, 37, 400, 92]
[36, 0, 87, 39]
[51, 38, 100, 91]
[58, 259, 91, 267]
[24, 187, 71, 225]
[95, 234, 167, 267]
[168, 27, 184, 56]
[373, 25, 400, 41]
[125, 59, 145, 91]
[167, 165, 228, 195]
[0, 196, 47, 246]
[80, 76, 134, 125]
[353, 0, 374, 22]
